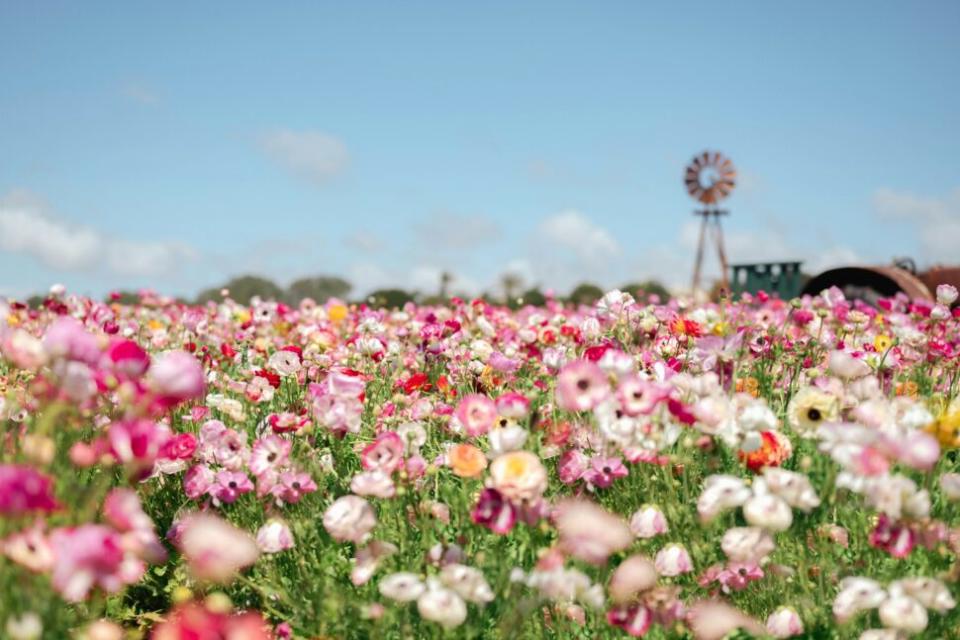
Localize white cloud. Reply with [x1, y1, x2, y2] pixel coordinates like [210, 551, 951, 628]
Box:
[344, 231, 383, 253]
[0, 190, 196, 276]
[537, 210, 620, 265]
[873, 187, 960, 262]
[414, 212, 500, 249]
[120, 83, 160, 105]
[347, 262, 481, 297]
[258, 129, 348, 185]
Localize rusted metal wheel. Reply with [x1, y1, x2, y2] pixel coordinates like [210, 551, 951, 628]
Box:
[684, 151, 736, 205]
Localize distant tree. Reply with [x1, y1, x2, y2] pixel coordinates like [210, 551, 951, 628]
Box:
[25, 295, 45, 309]
[568, 283, 604, 306]
[518, 287, 547, 307]
[285, 276, 352, 305]
[440, 271, 454, 299]
[196, 275, 284, 305]
[500, 272, 523, 305]
[620, 280, 671, 303]
[366, 288, 415, 309]
[106, 291, 142, 305]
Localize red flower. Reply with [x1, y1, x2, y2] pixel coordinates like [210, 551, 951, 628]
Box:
[254, 369, 282, 389]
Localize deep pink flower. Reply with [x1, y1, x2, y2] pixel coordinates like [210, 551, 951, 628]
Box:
[496, 392, 530, 419]
[107, 418, 170, 474]
[102, 488, 167, 563]
[103, 339, 151, 379]
[471, 488, 517, 535]
[159, 433, 197, 461]
[0, 464, 59, 515]
[607, 603, 653, 637]
[212, 470, 254, 503]
[555, 360, 609, 412]
[455, 394, 498, 437]
[869, 514, 915, 559]
[558, 449, 589, 485]
[715, 562, 764, 592]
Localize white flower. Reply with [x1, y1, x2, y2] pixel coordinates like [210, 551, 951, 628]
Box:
[760, 468, 821, 512]
[878, 596, 927, 634]
[417, 579, 468, 629]
[697, 475, 752, 522]
[440, 564, 494, 604]
[743, 494, 793, 532]
[939, 473, 960, 501]
[859, 630, 908, 640]
[379, 572, 425, 602]
[888, 577, 956, 613]
[629, 505, 669, 539]
[256, 519, 294, 554]
[323, 495, 377, 544]
[350, 469, 396, 499]
[766, 606, 804, 638]
[936, 284, 958, 305]
[487, 425, 528, 458]
[351, 541, 397, 587]
[721, 527, 775, 563]
[268, 349, 301, 375]
[833, 577, 886, 622]
[5, 613, 42, 640]
[178, 513, 259, 583]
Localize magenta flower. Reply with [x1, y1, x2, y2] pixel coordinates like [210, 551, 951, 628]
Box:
[49, 525, 144, 602]
[107, 418, 170, 474]
[555, 360, 609, 412]
[715, 562, 765, 592]
[159, 432, 198, 461]
[212, 470, 254, 504]
[495, 392, 530, 419]
[0, 464, 59, 515]
[102, 339, 150, 379]
[558, 449, 589, 485]
[869, 514, 915, 559]
[102, 488, 167, 563]
[249, 435, 292, 477]
[607, 603, 653, 637]
[455, 394, 498, 437]
[471, 488, 517, 535]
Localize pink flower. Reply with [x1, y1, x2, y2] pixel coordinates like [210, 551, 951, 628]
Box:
[361, 432, 405, 473]
[556, 360, 609, 412]
[158, 433, 197, 461]
[351, 469, 396, 498]
[148, 350, 205, 406]
[107, 418, 170, 474]
[715, 562, 764, 592]
[496, 392, 530, 419]
[249, 436, 292, 477]
[49, 525, 144, 602]
[2, 523, 54, 573]
[555, 500, 633, 565]
[654, 543, 693, 576]
[583, 456, 628, 489]
[176, 513, 259, 582]
[454, 394, 498, 437]
[558, 449, 590, 485]
[869, 514, 915, 559]
[271, 470, 317, 504]
[0, 464, 59, 515]
[102, 339, 150, 379]
[183, 464, 215, 500]
[43, 317, 99, 365]
[256, 519, 295, 553]
[471, 488, 517, 535]
[212, 470, 254, 504]
[607, 603, 653, 637]
[630, 506, 669, 539]
[323, 495, 377, 543]
[102, 488, 166, 563]
[616, 376, 666, 416]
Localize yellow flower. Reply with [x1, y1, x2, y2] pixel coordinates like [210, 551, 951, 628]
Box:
[6, 314, 19, 327]
[328, 304, 348, 324]
[874, 334, 893, 352]
[787, 387, 839, 436]
[927, 411, 960, 449]
[148, 319, 165, 331]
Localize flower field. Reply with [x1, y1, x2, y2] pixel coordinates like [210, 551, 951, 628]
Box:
[1, 284, 960, 640]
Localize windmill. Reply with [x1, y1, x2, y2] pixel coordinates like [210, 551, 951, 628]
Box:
[684, 151, 736, 296]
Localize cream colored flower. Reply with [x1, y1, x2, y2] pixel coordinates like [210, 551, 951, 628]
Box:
[489, 451, 547, 502]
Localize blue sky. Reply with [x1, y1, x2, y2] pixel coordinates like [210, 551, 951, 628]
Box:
[1, 1, 958, 299]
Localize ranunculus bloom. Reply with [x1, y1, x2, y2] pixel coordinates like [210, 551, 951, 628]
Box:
[488, 451, 547, 503]
[417, 579, 468, 629]
[0, 464, 59, 515]
[323, 495, 377, 543]
[360, 432, 405, 473]
[743, 494, 793, 532]
[766, 606, 804, 638]
[49, 525, 144, 602]
[454, 394, 498, 437]
[654, 543, 693, 576]
[379, 572, 426, 602]
[256, 519, 295, 553]
[471, 488, 517, 534]
[176, 513, 259, 583]
[148, 350, 205, 405]
[555, 360, 609, 412]
[151, 601, 273, 640]
[448, 443, 488, 478]
[107, 419, 170, 474]
[608, 555, 657, 603]
[555, 499, 633, 565]
[248, 435, 292, 477]
[629, 505, 668, 539]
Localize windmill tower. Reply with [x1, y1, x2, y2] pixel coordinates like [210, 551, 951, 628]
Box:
[684, 151, 736, 296]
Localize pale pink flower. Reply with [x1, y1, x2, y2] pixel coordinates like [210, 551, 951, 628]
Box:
[630, 506, 668, 539]
[654, 543, 693, 576]
[555, 499, 633, 565]
[351, 469, 396, 498]
[211, 470, 254, 504]
[248, 435, 292, 477]
[183, 464, 215, 500]
[360, 431, 405, 473]
[49, 525, 144, 602]
[256, 519, 295, 554]
[176, 513, 259, 582]
[271, 470, 317, 504]
[148, 350, 205, 404]
[766, 607, 804, 638]
[323, 495, 377, 543]
[454, 394, 498, 437]
[555, 360, 609, 412]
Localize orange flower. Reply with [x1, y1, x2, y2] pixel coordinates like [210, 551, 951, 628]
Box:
[739, 430, 792, 472]
[669, 317, 703, 339]
[449, 444, 487, 478]
[735, 377, 760, 397]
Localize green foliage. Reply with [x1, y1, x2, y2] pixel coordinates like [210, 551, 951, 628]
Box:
[195, 275, 284, 305]
[285, 276, 352, 305]
[366, 288, 416, 309]
[567, 282, 604, 306]
[620, 280, 671, 303]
